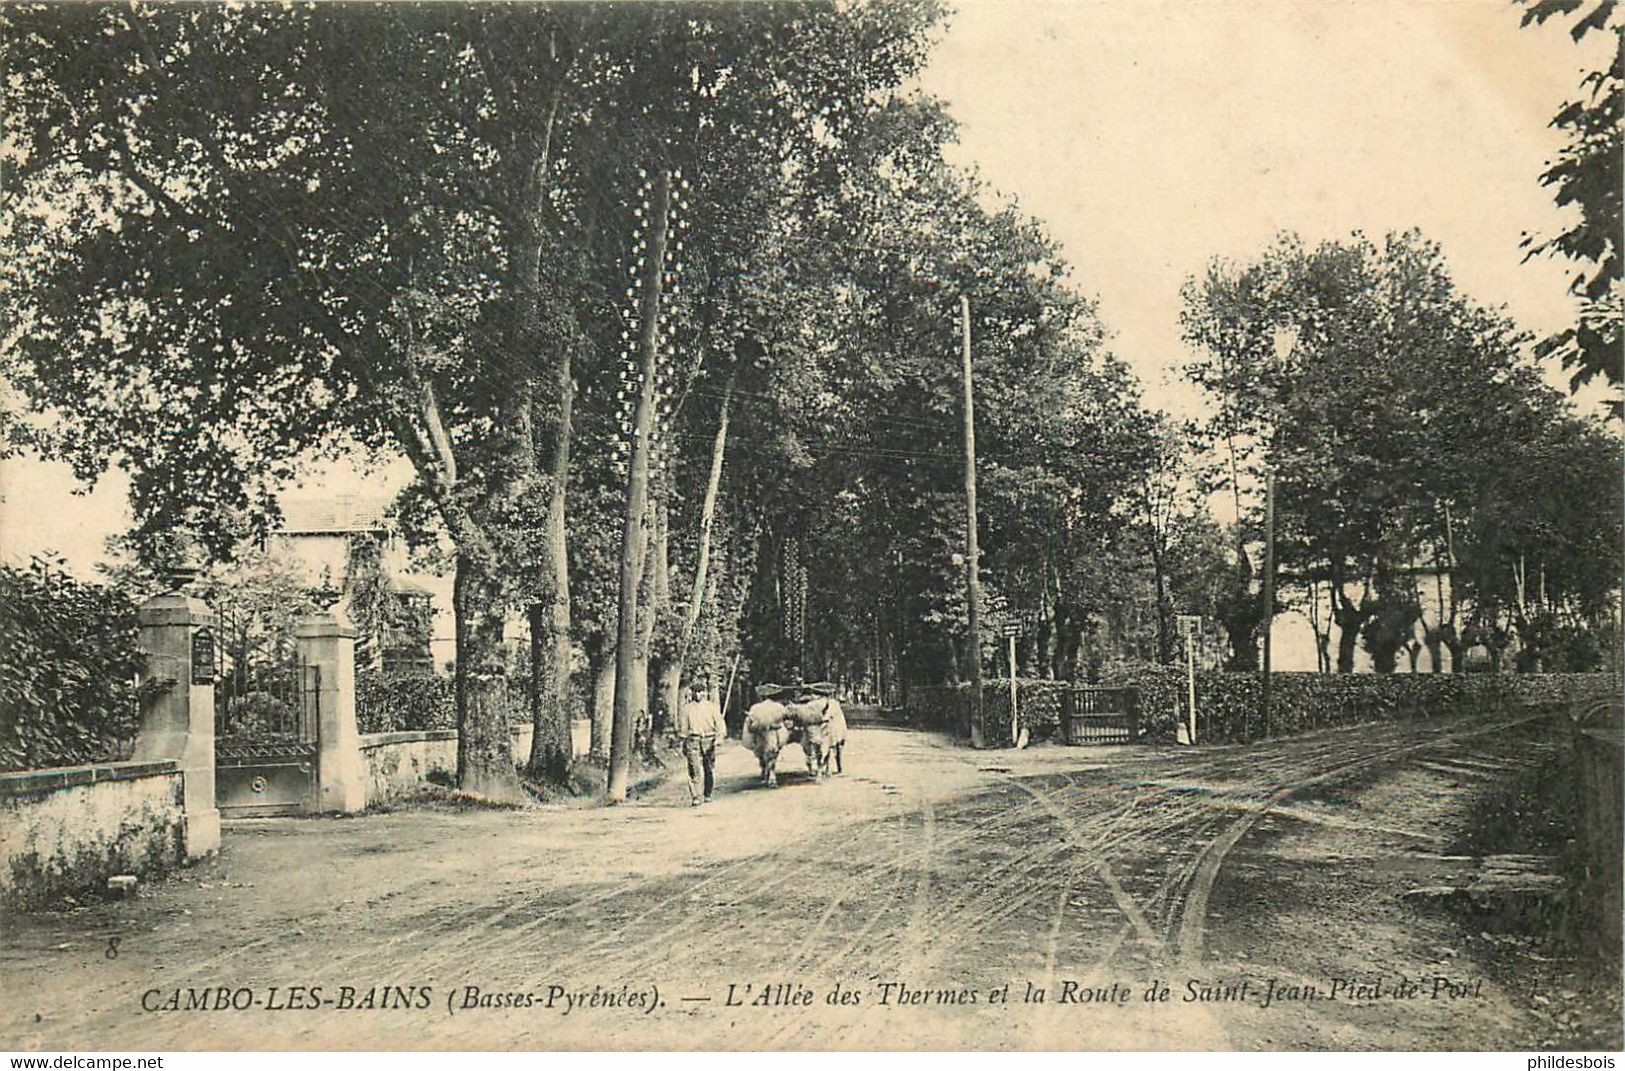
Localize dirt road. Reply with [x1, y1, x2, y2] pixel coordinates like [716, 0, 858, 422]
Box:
[3, 714, 1617, 1051]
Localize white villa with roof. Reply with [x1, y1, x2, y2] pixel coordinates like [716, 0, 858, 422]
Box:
[272, 493, 453, 674]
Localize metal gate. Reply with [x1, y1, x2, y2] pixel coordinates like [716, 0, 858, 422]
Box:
[1061, 687, 1139, 745]
[212, 624, 321, 817]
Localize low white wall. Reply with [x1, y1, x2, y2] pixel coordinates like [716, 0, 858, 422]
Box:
[358, 720, 591, 805]
[0, 761, 185, 909]
[358, 729, 459, 803]
[513, 721, 594, 765]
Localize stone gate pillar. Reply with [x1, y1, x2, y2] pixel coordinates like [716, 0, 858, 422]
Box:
[133, 591, 221, 859]
[297, 611, 365, 814]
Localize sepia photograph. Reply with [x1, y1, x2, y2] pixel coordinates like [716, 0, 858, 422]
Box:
[0, 0, 1621, 1055]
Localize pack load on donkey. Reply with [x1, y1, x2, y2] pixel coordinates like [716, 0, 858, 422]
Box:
[741, 691, 793, 788]
[743, 679, 847, 785]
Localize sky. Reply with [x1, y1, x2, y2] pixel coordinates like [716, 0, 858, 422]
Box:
[916, 0, 1611, 415]
[0, 0, 1613, 578]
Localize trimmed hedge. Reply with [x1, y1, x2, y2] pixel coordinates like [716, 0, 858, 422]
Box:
[905, 680, 1082, 743]
[356, 672, 455, 734]
[356, 671, 536, 734]
[904, 671, 1621, 746]
[1110, 668, 1622, 743]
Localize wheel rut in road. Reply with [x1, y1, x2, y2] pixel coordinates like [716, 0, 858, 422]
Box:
[1168, 709, 1551, 968]
[2, 715, 1574, 1052]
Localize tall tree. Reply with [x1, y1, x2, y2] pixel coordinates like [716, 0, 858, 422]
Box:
[3, 1, 949, 798]
[4, 4, 592, 798]
[1129, 417, 1197, 665]
[1183, 229, 1617, 672]
[1515, 0, 1623, 398]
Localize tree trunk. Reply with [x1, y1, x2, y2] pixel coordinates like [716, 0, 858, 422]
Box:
[1365, 616, 1412, 675]
[1359, 565, 1419, 676]
[1041, 500, 1060, 679]
[650, 500, 677, 728]
[627, 627, 650, 754]
[655, 659, 681, 737]
[1150, 543, 1173, 665]
[1334, 610, 1362, 674]
[673, 371, 733, 689]
[588, 636, 614, 761]
[526, 603, 568, 782]
[1428, 563, 1449, 674]
[608, 170, 671, 802]
[874, 609, 887, 704]
[1328, 574, 1373, 675]
[1061, 630, 1082, 681]
[1053, 606, 1083, 681]
[1049, 604, 1069, 680]
[1443, 630, 1465, 675]
[445, 47, 569, 800]
[641, 500, 670, 741]
[527, 342, 574, 782]
[627, 504, 656, 758]
[453, 552, 520, 801]
[1371, 643, 1398, 675]
[1308, 581, 1333, 675]
[1217, 552, 1260, 671]
[1035, 617, 1055, 679]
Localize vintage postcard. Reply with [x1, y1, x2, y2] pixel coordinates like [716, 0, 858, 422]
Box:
[1, 0, 1620, 1055]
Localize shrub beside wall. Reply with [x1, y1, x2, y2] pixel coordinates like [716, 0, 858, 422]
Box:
[356, 672, 455, 734]
[904, 671, 1621, 745]
[0, 559, 143, 771]
[984, 681, 1074, 744]
[356, 671, 540, 734]
[1, 763, 185, 909]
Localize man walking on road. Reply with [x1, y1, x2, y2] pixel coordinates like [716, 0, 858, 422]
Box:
[676, 681, 726, 806]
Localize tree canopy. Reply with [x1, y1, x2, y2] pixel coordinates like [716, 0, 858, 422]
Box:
[3, 3, 1617, 801]
[1184, 229, 1622, 673]
[1515, 0, 1623, 397]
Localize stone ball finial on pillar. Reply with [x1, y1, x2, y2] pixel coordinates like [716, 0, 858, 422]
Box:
[308, 580, 343, 611]
[159, 558, 201, 596]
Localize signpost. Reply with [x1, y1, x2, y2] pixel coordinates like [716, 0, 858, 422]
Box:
[1177, 614, 1201, 745]
[989, 598, 1034, 748]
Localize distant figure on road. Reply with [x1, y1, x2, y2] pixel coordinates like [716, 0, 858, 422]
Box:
[676, 682, 726, 807]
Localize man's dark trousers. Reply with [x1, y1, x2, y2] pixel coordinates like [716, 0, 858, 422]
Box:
[683, 733, 718, 803]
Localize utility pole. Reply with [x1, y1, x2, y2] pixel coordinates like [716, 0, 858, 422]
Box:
[1007, 630, 1018, 746]
[961, 295, 984, 748]
[607, 170, 671, 803]
[1261, 468, 1276, 740]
